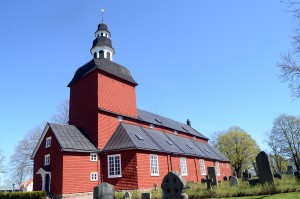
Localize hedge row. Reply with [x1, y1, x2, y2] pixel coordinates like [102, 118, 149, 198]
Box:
[0, 191, 46, 199]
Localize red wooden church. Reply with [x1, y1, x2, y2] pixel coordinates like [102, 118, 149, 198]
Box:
[32, 18, 231, 197]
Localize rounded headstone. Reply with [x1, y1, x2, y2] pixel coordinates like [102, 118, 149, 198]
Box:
[93, 182, 115, 199]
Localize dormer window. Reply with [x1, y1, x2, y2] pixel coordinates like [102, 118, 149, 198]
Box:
[45, 137, 52, 148]
[94, 52, 98, 58]
[150, 124, 154, 129]
[117, 116, 123, 122]
[174, 130, 178, 135]
[101, 33, 104, 36]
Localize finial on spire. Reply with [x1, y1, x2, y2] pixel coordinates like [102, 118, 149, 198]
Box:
[100, 8, 105, 23]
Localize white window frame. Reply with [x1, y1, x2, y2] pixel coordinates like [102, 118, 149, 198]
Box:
[90, 153, 97, 161]
[200, 159, 206, 175]
[215, 161, 220, 176]
[44, 154, 50, 166]
[117, 115, 123, 122]
[90, 172, 98, 181]
[150, 154, 159, 176]
[108, 154, 122, 178]
[180, 157, 188, 176]
[45, 137, 52, 148]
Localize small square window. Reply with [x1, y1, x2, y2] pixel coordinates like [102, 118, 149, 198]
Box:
[45, 137, 52, 148]
[150, 124, 154, 128]
[226, 163, 229, 168]
[90, 172, 98, 181]
[44, 154, 50, 166]
[90, 153, 97, 161]
[117, 116, 123, 122]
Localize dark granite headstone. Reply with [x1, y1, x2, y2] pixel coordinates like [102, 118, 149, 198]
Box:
[248, 179, 260, 186]
[161, 171, 187, 199]
[242, 170, 251, 179]
[256, 151, 274, 185]
[273, 173, 282, 180]
[286, 165, 294, 175]
[123, 191, 131, 199]
[201, 175, 213, 190]
[141, 193, 151, 199]
[207, 167, 218, 186]
[93, 182, 115, 199]
[229, 176, 239, 188]
[294, 171, 300, 180]
[223, 176, 228, 181]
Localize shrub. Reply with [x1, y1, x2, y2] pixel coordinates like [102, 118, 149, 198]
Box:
[0, 191, 46, 199]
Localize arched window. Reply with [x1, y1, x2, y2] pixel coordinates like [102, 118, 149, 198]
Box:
[106, 52, 111, 60]
[101, 33, 104, 36]
[94, 52, 97, 58]
[99, 50, 104, 58]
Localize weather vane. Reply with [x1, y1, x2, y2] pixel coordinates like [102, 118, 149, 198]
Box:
[101, 8, 105, 23]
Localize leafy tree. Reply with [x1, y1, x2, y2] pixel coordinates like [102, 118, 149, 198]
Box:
[0, 150, 5, 174]
[269, 114, 300, 170]
[214, 126, 260, 178]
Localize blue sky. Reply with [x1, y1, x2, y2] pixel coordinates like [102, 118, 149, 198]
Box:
[0, 0, 299, 167]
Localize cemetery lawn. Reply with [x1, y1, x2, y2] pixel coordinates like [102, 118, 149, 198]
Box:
[218, 192, 300, 199]
[115, 176, 299, 199]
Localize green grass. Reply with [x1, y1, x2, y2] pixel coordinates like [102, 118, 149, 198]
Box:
[115, 175, 300, 199]
[218, 192, 300, 199]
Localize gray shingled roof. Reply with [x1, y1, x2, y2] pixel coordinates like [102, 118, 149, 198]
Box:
[103, 123, 229, 162]
[49, 123, 97, 153]
[137, 109, 208, 140]
[97, 23, 109, 32]
[92, 36, 113, 48]
[68, 58, 138, 86]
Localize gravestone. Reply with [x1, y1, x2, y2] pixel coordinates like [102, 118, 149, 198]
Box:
[256, 151, 274, 185]
[123, 191, 131, 199]
[202, 175, 213, 190]
[294, 171, 300, 180]
[229, 176, 239, 188]
[93, 182, 115, 199]
[286, 165, 294, 175]
[223, 176, 228, 181]
[161, 171, 187, 199]
[273, 173, 282, 180]
[141, 192, 151, 199]
[242, 170, 251, 180]
[207, 167, 218, 186]
[248, 179, 260, 186]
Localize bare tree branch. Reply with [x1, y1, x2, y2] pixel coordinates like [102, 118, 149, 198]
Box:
[51, 99, 69, 124]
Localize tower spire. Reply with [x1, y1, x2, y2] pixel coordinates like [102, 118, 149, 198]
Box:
[90, 9, 115, 61]
[101, 8, 105, 23]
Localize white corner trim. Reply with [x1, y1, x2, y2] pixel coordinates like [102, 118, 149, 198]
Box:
[31, 124, 50, 159]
